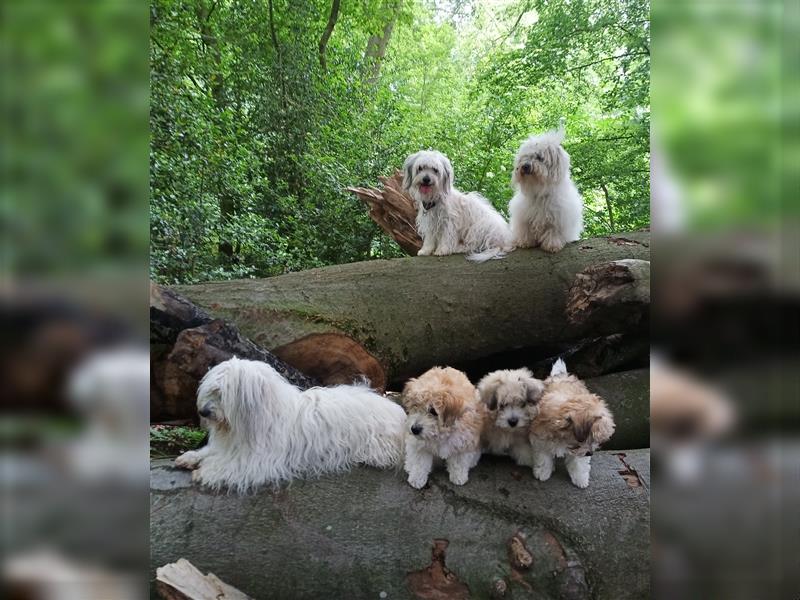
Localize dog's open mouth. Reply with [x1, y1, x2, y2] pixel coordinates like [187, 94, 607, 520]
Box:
[422, 200, 436, 210]
[419, 184, 432, 194]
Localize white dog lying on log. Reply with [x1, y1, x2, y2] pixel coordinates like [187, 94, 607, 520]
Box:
[403, 150, 513, 262]
[175, 358, 406, 492]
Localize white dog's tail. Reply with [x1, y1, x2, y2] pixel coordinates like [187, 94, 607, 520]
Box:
[466, 247, 509, 263]
[550, 358, 568, 377]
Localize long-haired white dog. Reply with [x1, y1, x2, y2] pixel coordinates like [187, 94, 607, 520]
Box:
[174, 358, 407, 492]
[403, 150, 513, 262]
[508, 129, 583, 253]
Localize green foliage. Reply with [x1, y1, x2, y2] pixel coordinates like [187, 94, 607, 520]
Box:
[150, 0, 650, 284]
[150, 425, 206, 458]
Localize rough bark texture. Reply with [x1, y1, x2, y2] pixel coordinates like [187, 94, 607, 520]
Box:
[347, 170, 422, 255]
[150, 283, 317, 422]
[150, 449, 650, 600]
[566, 258, 650, 334]
[156, 559, 252, 600]
[173, 233, 650, 390]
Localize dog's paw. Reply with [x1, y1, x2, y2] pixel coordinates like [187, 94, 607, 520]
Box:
[417, 248, 432, 256]
[433, 248, 450, 256]
[449, 471, 469, 486]
[540, 238, 565, 253]
[570, 473, 590, 489]
[175, 450, 201, 470]
[407, 473, 429, 489]
[533, 466, 552, 481]
[190, 468, 205, 484]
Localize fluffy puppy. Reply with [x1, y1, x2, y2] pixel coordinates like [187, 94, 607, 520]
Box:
[403, 150, 513, 262]
[508, 129, 583, 253]
[175, 357, 406, 492]
[529, 359, 615, 488]
[401, 366, 485, 488]
[477, 368, 544, 466]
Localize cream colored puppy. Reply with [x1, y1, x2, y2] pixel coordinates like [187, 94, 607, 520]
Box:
[529, 359, 615, 488]
[402, 367, 486, 488]
[477, 368, 544, 466]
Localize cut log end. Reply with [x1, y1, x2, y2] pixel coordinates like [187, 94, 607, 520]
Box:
[566, 259, 650, 332]
[274, 332, 387, 391]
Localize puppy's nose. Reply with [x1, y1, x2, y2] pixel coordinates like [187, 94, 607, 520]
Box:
[585, 451, 593, 457]
[198, 406, 212, 418]
[410, 424, 423, 436]
[421, 175, 431, 185]
[521, 163, 532, 174]
[507, 417, 519, 427]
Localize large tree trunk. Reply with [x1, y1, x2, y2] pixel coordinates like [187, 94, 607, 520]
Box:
[172, 233, 650, 391]
[363, 4, 398, 83]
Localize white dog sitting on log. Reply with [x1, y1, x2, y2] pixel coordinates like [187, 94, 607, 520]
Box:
[402, 150, 513, 262]
[508, 129, 583, 253]
[175, 357, 407, 492]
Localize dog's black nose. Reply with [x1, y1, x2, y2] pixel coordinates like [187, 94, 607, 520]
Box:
[507, 417, 519, 427]
[421, 175, 431, 185]
[521, 163, 532, 174]
[585, 451, 593, 457]
[198, 406, 212, 418]
[410, 424, 423, 435]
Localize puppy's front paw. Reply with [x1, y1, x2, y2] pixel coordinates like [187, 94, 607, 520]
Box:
[191, 468, 204, 483]
[407, 473, 429, 489]
[449, 471, 469, 486]
[570, 472, 590, 489]
[417, 247, 432, 256]
[175, 450, 202, 470]
[533, 465, 552, 481]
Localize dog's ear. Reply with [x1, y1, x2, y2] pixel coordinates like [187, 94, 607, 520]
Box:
[402, 153, 417, 191]
[439, 153, 454, 195]
[477, 376, 500, 411]
[591, 410, 616, 443]
[524, 377, 544, 405]
[440, 392, 465, 428]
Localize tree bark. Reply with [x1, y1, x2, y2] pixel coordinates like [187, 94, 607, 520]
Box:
[172, 233, 650, 390]
[150, 283, 317, 422]
[347, 170, 422, 255]
[318, 0, 341, 71]
[566, 258, 650, 334]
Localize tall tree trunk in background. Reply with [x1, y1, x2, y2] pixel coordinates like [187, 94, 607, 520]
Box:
[364, 2, 399, 84]
[195, 2, 236, 261]
[318, 0, 341, 71]
[601, 183, 616, 232]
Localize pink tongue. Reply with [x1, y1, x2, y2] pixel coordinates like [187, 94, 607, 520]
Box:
[420, 185, 432, 194]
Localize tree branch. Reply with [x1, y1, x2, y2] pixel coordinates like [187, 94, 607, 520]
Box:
[318, 0, 341, 71]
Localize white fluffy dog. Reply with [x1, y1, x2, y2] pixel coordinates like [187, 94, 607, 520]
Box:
[529, 359, 615, 488]
[477, 368, 544, 467]
[175, 357, 407, 492]
[403, 150, 513, 262]
[508, 129, 583, 253]
[401, 367, 486, 488]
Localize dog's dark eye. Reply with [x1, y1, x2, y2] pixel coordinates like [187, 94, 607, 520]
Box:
[432, 167, 439, 174]
[535, 153, 543, 161]
[418, 165, 423, 172]
[428, 407, 438, 417]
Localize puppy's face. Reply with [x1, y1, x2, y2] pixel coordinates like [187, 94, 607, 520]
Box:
[512, 131, 570, 188]
[478, 369, 543, 431]
[537, 395, 615, 457]
[402, 367, 475, 441]
[402, 150, 454, 210]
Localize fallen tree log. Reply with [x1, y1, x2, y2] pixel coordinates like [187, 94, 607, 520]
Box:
[150, 283, 318, 422]
[347, 171, 422, 255]
[172, 232, 650, 390]
[151, 449, 650, 599]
